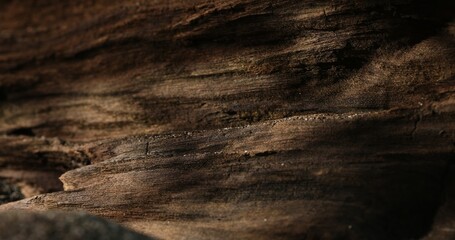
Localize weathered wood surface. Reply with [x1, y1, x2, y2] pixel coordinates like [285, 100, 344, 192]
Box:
[0, 0, 454, 239]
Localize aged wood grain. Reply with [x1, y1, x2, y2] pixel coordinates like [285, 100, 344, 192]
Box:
[0, 0, 454, 239]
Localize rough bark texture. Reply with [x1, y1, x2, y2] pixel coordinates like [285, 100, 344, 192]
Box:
[0, 0, 454, 239]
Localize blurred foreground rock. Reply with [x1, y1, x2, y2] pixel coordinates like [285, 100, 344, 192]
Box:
[0, 211, 153, 240]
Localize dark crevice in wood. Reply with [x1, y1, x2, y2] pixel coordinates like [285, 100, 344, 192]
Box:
[0, 136, 93, 203]
[0, 179, 24, 204]
[434, 160, 454, 221]
[6, 127, 35, 137]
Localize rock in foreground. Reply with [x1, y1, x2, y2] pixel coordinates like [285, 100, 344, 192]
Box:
[0, 211, 153, 240]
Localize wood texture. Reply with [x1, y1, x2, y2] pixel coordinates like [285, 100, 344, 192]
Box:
[0, 0, 454, 239]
